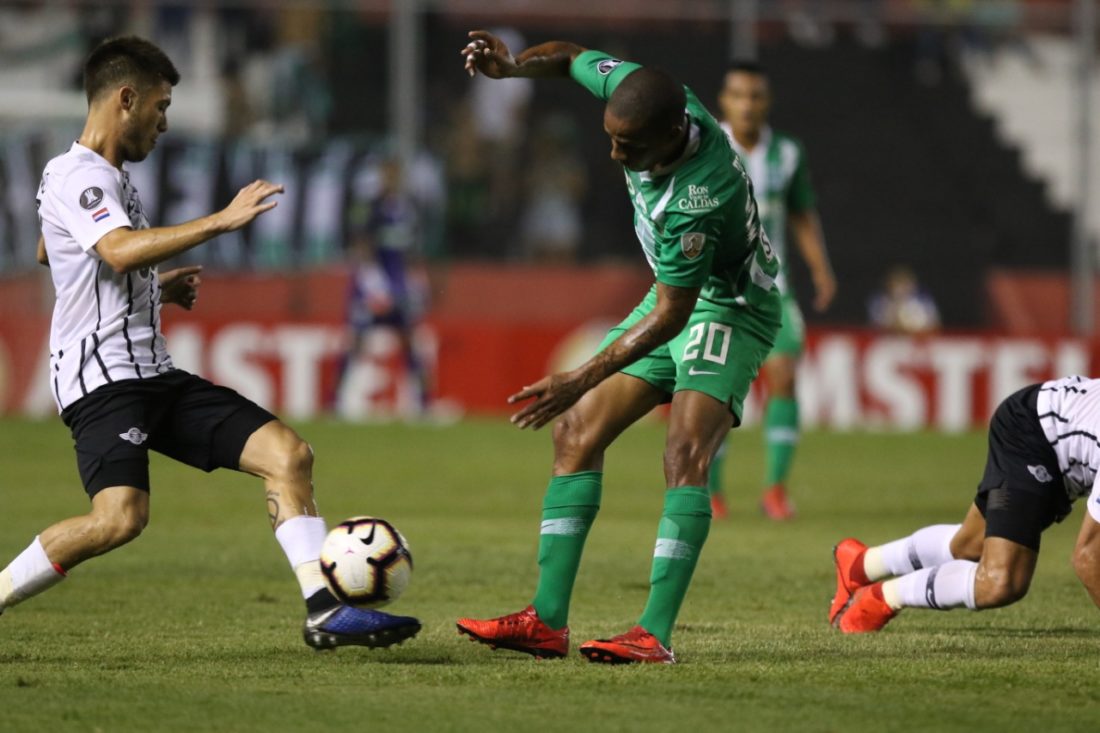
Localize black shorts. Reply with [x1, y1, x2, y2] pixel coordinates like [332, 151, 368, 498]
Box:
[62, 369, 277, 498]
[975, 384, 1069, 551]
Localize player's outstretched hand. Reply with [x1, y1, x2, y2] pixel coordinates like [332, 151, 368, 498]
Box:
[812, 269, 837, 312]
[508, 371, 587, 430]
[159, 265, 202, 310]
[218, 180, 284, 232]
[461, 30, 517, 79]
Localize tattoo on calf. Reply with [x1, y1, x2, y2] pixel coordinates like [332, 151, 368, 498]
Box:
[266, 490, 281, 526]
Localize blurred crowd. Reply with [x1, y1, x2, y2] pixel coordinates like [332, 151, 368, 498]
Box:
[0, 0, 1063, 333]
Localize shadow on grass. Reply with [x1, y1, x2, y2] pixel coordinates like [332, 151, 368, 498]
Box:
[962, 626, 1098, 638]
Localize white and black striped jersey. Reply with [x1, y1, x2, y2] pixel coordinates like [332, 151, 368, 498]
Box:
[36, 142, 172, 413]
[1036, 375, 1100, 522]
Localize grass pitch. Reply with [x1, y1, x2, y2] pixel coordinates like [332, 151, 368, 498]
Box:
[1, 416, 1098, 732]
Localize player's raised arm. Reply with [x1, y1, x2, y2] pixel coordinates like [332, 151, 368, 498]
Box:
[462, 30, 584, 79]
[94, 179, 282, 274]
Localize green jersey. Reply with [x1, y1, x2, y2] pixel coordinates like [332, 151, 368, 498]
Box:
[570, 50, 779, 310]
[722, 124, 816, 294]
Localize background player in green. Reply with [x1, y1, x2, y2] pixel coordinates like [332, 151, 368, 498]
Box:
[454, 31, 780, 664]
[709, 60, 837, 521]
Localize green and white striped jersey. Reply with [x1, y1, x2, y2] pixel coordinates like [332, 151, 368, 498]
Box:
[721, 124, 816, 294]
[571, 50, 779, 310]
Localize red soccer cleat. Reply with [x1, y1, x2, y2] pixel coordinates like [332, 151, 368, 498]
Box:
[835, 583, 898, 634]
[760, 484, 796, 521]
[710, 491, 729, 520]
[830, 537, 870, 626]
[578, 625, 676, 664]
[456, 605, 568, 659]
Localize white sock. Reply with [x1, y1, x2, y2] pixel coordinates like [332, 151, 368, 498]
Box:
[864, 524, 961, 580]
[884, 560, 978, 611]
[274, 516, 328, 599]
[0, 536, 66, 610]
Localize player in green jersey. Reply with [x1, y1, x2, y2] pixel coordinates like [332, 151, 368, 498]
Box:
[454, 31, 781, 664]
[708, 60, 836, 521]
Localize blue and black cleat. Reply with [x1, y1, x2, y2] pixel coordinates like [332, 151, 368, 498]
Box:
[303, 605, 421, 650]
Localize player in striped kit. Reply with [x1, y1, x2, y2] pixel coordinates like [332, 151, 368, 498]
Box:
[709, 61, 836, 521]
[832, 376, 1100, 632]
[0, 36, 420, 650]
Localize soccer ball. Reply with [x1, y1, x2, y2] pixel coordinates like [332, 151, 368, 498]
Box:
[319, 516, 413, 608]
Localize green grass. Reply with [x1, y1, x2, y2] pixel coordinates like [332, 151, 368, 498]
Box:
[1, 416, 1098, 732]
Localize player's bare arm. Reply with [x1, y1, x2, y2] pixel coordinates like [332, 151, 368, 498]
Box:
[36, 235, 48, 266]
[789, 209, 835, 312]
[158, 265, 202, 310]
[509, 282, 700, 430]
[462, 31, 584, 79]
[94, 179, 283, 274]
[1072, 510, 1100, 609]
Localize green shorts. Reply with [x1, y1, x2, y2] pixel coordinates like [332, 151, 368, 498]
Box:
[597, 287, 781, 423]
[769, 294, 805, 357]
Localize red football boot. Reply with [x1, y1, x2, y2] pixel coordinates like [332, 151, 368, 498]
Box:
[710, 491, 730, 520]
[830, 537, 870, 626]
[760, 484, 796, 521]
[578, 625, 676, 665]
[836, 583, 898, 634]
[456, 605, 568, 659]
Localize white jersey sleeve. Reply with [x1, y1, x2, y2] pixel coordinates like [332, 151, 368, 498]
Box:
[54, 162, 131, 252]
[1088, 474, 1100, 523]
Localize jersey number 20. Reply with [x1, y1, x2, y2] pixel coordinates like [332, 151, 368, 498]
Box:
[683, 322, 731, 365]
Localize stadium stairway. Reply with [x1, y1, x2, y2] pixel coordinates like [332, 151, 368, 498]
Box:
[758, 37, 1073, 327]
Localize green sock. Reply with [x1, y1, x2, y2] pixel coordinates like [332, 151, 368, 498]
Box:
[707, 440, 728, 500]
[531, 471, 602, 630]
[637, 486, 712, 647]
[764, 397, 799, 486]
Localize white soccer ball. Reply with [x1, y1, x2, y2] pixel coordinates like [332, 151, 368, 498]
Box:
[320, 516, 413, 608]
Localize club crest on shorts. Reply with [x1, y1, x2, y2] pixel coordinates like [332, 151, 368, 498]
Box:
[79, 187, 104, 210]
[597, 59, 623, 75]
[1027, 464, 1053, 483]
[680, 232, 707, 260]
[119, 427, 149, 445]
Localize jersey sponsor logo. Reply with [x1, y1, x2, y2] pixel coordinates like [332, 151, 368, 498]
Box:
[687, 366, 719, 376]
[597, 58, 623, 75]
[1027, 465, 1054, 483]
[680, 231, 706, 260]
[118, 427, 148, 445]
[677, 184, 720, 211]
[92, 207, 110, 223]
[79, 186, 104, 210]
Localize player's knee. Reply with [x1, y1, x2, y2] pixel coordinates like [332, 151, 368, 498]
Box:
[663, 439, 711, 486]
[949, 532, 983, 561]
[97, 511, 147, 550]
[270, 431, 314, 481]
[552, 411, 592, 454]
[551, 411, 607, 473]
[1072, 544, 1099, 585]
[770, 372, 796, 398]
[975, 567, 1030, 608]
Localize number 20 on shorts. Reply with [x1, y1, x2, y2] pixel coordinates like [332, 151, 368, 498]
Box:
[683, 322, 732, 365]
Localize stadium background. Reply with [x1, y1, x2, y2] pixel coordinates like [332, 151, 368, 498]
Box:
[0, 0, 1096, 429]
